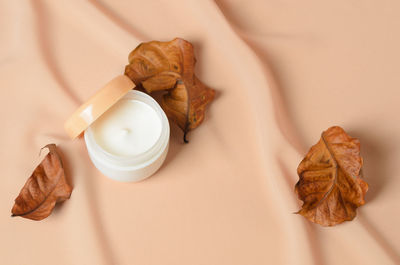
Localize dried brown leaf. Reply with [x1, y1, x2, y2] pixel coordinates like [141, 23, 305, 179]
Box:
[11, 144, 72, 221]
[295, 126, 368, 226]
[124, 38, 215, 142]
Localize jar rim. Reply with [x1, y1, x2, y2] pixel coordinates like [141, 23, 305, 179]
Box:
[84, 90, 170, 168]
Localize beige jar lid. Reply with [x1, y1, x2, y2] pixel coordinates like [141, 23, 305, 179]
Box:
[64, 75, 135, 139]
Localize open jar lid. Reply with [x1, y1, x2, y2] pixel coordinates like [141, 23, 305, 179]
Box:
[64, 75, 135, 139]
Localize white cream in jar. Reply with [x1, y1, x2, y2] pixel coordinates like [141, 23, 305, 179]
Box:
[84, 90, 170, 182]
[91, 99, 162, 157]
[64, 76, 169, 182]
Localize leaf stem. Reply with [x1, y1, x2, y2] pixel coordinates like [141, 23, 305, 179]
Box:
[183, 131, 189, 143]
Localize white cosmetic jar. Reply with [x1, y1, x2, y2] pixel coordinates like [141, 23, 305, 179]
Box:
[84, 90, 170, 182]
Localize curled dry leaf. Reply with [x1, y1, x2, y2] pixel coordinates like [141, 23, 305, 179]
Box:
[295, 126, 368, 226]
[11, 144, 72, 221]
[124, 38, 215, 142]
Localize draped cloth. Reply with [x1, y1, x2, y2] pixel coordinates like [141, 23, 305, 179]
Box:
[1, 1, 399, 264]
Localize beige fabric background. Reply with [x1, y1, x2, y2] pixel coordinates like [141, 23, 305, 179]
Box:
[1, 0, 399, 264]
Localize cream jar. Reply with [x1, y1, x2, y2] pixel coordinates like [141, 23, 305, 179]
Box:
[64, 75, 169, 182]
